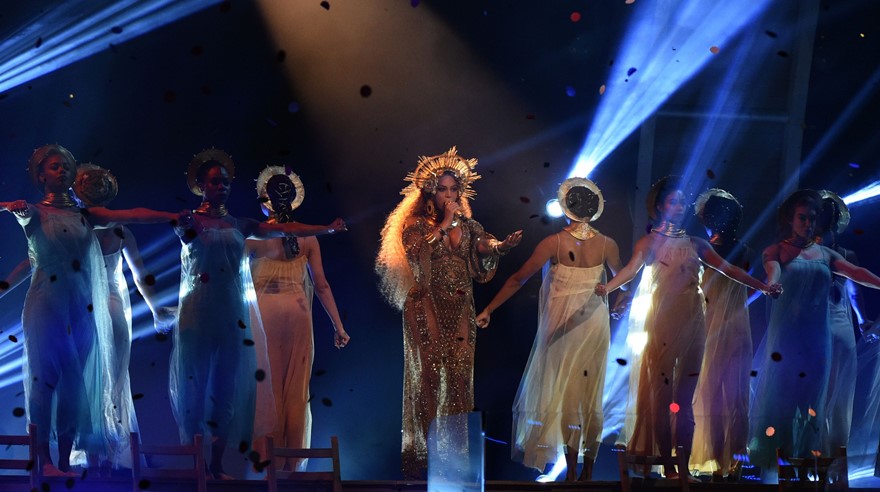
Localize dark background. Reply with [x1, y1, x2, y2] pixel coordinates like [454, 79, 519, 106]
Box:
[0, 0, 878, 481]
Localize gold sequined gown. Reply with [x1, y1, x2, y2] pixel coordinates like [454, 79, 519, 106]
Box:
[400, 217, 499, 478]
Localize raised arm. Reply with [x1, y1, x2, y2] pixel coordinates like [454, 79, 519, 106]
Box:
[475, 234, 555, 328]
[304, 237, 349, 348]
[696, 237, 776, 295]
[830, 249, 880, 290]
[86, 206, 178, 227]
[250, 217, 346, 240]
[476, 229, 523, 256]
[0, 258, 32, 299]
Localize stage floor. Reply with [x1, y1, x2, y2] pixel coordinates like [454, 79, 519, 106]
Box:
[2, 476, 879, 492]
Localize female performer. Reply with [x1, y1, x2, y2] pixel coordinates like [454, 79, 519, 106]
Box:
[375, 147, 522, 478]
[0, 144, 178, 476]
[688, 189, 754, 479]
[475, 178, 624, 481]
[594, 176, 778, 478]
[169, 149, 345, 479]
[247, 166, 349, 472]
[749, 189, 880, 475]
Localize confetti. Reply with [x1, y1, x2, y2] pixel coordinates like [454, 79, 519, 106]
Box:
[625, 0, 635, 4]
[12, 407, 25, 417]
[35, 37, 43, 49]
[627, 67, 637, 76]
[599, 84, 606, 95]
[770, 352, 782, 362]
[570, 12, 581, 22]
[811, 450, 822, 457]
[322, 398, 333, 407]
[616, 358, 628, 366]
[765, 30, 778, 38]
[565, 86, 576, 97]
[360, 85, 372, 97]
[320, 1, 330, 10]
[709, 45, 720, 54]
[669, 402, 680, 413]
[777, 50, 790, 58]
[520, 196, 531, 203]
[765, 426, 775, 437]
[808, 407, 816, 417]
[111, 26, 123, 34]
[706, 169, 716, 179]
[255, 369, 266, 381]
[8, 335, 18, 343]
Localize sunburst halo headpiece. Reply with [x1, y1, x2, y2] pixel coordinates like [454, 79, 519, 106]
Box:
[255, 165, 305, 213]
[402, 146, 480, 200]
[186, 148, 235, 196]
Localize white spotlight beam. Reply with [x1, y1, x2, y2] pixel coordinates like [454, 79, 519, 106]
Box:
[0, 0, 220, 93]
[568, 0, 772, 178]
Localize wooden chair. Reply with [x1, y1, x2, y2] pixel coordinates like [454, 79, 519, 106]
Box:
[266, 435, 342, 492]
[616, 443, 690, 492]
[776, 446, 848, 491]
[130, 432, 206, 492]
[0, 423, 38, 490]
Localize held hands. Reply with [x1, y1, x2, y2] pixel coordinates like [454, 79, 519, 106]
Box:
[594, 283, 608, 298]
[334, 328, 350, 349]
[327, 218, 347, 234]
[475, 309, 490, 329]
[2, 200, 29, 217]
[764, 283, 783, 298]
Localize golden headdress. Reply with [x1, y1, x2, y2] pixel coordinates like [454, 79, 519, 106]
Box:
[255, 165, 305, 212]
[27, 144, 76, 189]
[186, 148, 235, 196]
[818, 189, 850, 234]
[557, 177, 604, 222]
[73, 163, 118, 207]
[402, 146, 480, 199]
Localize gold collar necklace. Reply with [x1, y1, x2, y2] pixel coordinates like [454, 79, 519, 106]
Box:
[40, 192, 77, 209]
[651, 221, 686, 238]
[193, 202, 229, 217]
[566, 222, 598, 240]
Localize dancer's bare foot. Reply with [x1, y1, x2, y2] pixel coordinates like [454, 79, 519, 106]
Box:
[578, 459, 593, 481]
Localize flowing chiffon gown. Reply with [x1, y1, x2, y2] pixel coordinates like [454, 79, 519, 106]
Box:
[690, 267, 750, 474]
[250, 251, 314, 471]
[822, 273, 857, 453]
[625, 236, 706, 460]
[512, 236, 609, 470]
[16, 204, 114, 456]
[749, 247, 833, 469]
[169, 223, 273, 449]
[100, 238, 139, 468]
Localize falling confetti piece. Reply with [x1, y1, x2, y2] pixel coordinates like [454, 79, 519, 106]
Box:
[238, 320, 247, 329]
[627, 67, 637, 76]
[599, 84, 606, 95]
[322, 398, 333, 407]
[765, 30, 778, 38]
[570, 12, 581, 22]
[799, 372, 806, 378]
[520, 196, 531, 203]
[568, 251, 576, 261]
[314, 369, 327, 376]
[625, 0, 635, 4]
[133, 393, 144, 400]
[750, 370, 758, 377]
[706, 169, 716, 179]
[199, 272, 210, 283]
[669, 402, 680, 413]
[771, 352, 782, 362]
[255, 369, 266, 381]
[543, 162, 550, 168]
[243, 339, 255, 346]
[12, 407, 24, 417]
[144, 275, 156, 286]
[8, 335, 18, 343]
[709, 45, 720, 54]
[808, 407, 816, 417]
[320, 1, 330, 10]
[777, 50, 790, 58]
[616, 358, 628, 366]
[565, 86, 576, 97]
[35, 37, 43, 48]
[360, 85, 372, 97]
[0, 281, 9, 290]
[529, 214, 539, 219]
[766, 426, 775, 437]
[811, 450, 822, 457]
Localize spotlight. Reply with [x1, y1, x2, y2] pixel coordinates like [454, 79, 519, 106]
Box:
[545, 199, 563, 218]
[843, 180, 880, 205]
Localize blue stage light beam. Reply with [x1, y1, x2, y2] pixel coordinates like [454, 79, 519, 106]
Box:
[843, 180, 880, 206]
[568, 0, 772, 178]
[0, 0, 220, 94]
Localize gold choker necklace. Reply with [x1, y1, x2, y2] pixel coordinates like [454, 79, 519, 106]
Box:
[783, 238, 814, 249]
[651, 221, 686, 238]
[40, 192, 77, 208]
[566, 222, 598, 240]
[193, 202, 228, 217]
